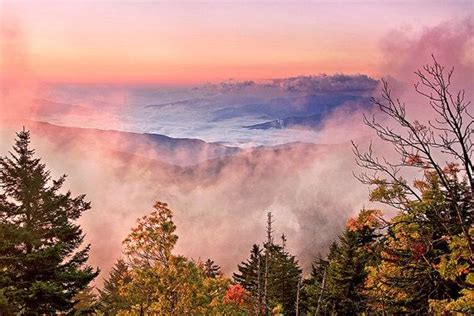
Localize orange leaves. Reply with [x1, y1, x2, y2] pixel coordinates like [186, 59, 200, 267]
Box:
[443, 162, 460, 179]
[223, 284, 247, 306]
[413, 179, 429, 193]
[346, 209, 383, 232]
[404, 153, 424, 166]
[346, 218, 358, 231]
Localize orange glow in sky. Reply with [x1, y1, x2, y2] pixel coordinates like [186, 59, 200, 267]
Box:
[1, 0, 471, 84]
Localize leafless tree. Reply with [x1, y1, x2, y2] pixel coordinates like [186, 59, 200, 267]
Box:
[352, 56, 473, 256]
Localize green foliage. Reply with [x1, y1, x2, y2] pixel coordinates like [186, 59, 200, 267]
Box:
[306, 209, 382, 314]
[303, 255, 328, 314]
[0, 130, 98, 313]
[233, 244, 264, 309]
[233, 238, 302, 313]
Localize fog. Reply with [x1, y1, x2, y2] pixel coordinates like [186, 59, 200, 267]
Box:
[1, 17, 472, 284]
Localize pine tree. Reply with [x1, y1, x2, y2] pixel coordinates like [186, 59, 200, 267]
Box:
[304, 255, 329, 315]
[98, 259, 132, 314]
[233, 244, 265, 312]
[203, 258, 221, 278]
[267, 243, 302, 314]
[71, 286, 98, 315]
[0, 129, 99, 313]
[234, 213, 302, 315]
[306, 210, 382, 314]
[325, 229, 371, 313]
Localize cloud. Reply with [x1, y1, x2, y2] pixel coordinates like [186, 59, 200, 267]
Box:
[380, 17, 473, 96]
[269, 74, 378, 94]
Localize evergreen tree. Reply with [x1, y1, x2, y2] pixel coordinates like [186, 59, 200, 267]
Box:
[0, 129, 99, 313]
[233, 244, 264, 311]
[98, 259, 132, 314]
[304, 255, 329, 315]
[203, 258, 221, 278]
[267, 243, 302, 314]
[325, 230, 371, 313]
[233, 213, 302, 315]
[306, 210, 382, 314]
[71, 286, 98, 315]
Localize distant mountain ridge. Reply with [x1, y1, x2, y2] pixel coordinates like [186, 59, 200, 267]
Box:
[1, 120, 241, 166]
[244, 96, 372, 130]
[245, 113, 324, 130]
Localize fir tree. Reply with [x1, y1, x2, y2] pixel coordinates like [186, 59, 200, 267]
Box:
[203, 258, 221, 278]
[304, 255, 329, 315]
[233, 244, 265, 311]
[306, 210, 382, 314]
[0, 129, 99, 313]
[234, 213, 302, 315]
[325, 229, 371, 313]
[71, 286, 98, 315]
[98, 259, 132, 314]
[267, 243, 302, 314]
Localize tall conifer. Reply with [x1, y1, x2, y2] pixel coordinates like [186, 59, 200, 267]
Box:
[0, 130, 98, 313]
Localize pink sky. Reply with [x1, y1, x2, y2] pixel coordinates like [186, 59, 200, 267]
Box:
[1, 0, 471, 84]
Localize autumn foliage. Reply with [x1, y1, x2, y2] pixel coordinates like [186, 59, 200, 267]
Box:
[223, 284, 247, 305]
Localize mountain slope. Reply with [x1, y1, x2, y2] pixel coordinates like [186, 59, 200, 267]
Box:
[5, 121, 242, 166]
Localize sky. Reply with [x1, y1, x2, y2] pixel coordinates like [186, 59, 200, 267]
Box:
[1, 0, 471, 84]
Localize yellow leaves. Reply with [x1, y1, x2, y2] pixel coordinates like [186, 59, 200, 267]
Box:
[122, 201, 178, 268]
[426, 233, 473, 313]
[436, 234, 471, 282]
[364, 261, 411, 310]
[116, 201, 247, 315]
[430, 288, 474, 314]
[428, 299, 450, 314]
[467, 272, 474, 286]
[369, 179, 407, 204]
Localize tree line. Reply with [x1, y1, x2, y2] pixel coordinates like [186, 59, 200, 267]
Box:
[0, 58, 472, 314]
